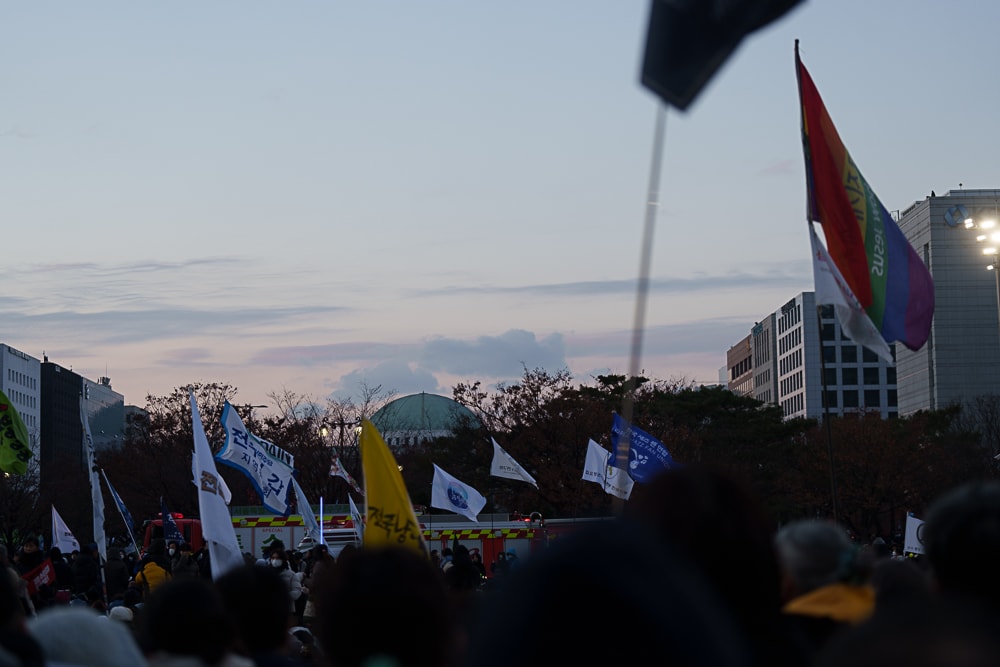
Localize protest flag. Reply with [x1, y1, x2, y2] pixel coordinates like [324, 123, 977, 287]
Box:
[160, 497, 184, 544]
[610, 413, 675, 484]
[102, 469, 139, 553]
[581, 440, 634, 501]
[348, 493, 365, 545]
[0, 389, 32, 475]
[190, 391, 244, 579]
[329, 452, 364, 496]
[81, 398, 106, 563]
[358, 419, 424, 554]
[431, 464, 487, 522]
[51, 506, 80, 554]
[216, 401, 295, 515]
[292, 478, 322, 545]
[797, 42, 933, 352]
[489, 438, 538, 488]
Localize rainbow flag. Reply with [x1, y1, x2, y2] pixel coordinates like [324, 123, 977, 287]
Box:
[796, 43, 934, 351]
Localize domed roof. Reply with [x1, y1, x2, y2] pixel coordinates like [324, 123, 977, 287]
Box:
[370, 392, 479, 434]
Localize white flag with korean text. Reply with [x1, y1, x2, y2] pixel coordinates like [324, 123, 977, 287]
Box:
[190, 392, 244, 579]
[581, 439, 633, 500]
[216, 402, 296, 515]
[904, 513, 926, 556]
[490, 438, 538, 488]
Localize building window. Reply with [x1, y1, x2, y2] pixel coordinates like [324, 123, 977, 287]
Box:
[863, 367, 881, 385]
[822, 346, 836, 363]
[862, 348, 880, 363]
[824, 391, 838, 407]
[819, 305, 834, 319]
[821, 323, 835, 341]
[841, 346, 858, 363]
[864, 390, 881, 407]
[888, 390, 897, 407]
[842, 391, 859, 408]
[842, 368, 858, 385]
[886, 367, 896, 384]
[823, 368, 838, 386]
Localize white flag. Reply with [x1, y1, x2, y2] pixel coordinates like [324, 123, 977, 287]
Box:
[192, 457, 232, 505]
[80, 398, 106, 563]
[903, 513, 926, 556]
[810, 222, 893, 363]
[430, 464, 487, 522]
[52, 506, 80, 554]
[348, 493, 365, 544]
[190, 392, 244, 579]
[581, 440, 633, 500]
[330, 453, 364, 496]
[216, 402, 295, 515]
[292, 479, 322, 545]
[490, 438, 538, 488]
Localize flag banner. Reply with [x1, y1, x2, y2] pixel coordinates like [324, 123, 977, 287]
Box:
[358, 419, 424, 553]
[797, 44, 934, 351]
[191, 457, 233, 505]
[52, 506, 80, 554]
[610, 413, 675, 484]
[81, 399, 107, 563]
[216, 402, 295, 515]
[431, 464, 487, 522]
[292, 478, 322, 545]
[810, 223, 893, 362]
[489, 438, 538, 488]
[348, 493, 365, 545]
[0, 389, 32, 475]
[102, 469, 137, 550]
[581, 440, 634, 501]
[329, 452, 364, 496]
[903, 513, 926, 556]
[160, 497, 184, 544]
[190, 392, 244, 579]
[21, 559, 55, 597]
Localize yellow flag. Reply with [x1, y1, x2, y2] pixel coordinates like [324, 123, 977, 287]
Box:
[359, 419, 425, 554]
[0, 389, 32, 475]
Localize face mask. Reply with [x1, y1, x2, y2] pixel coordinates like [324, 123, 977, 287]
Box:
[168, 548, 176, 556]
[270, 559, 283, 568]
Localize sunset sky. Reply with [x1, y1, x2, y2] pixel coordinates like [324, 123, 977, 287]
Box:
[4, 1, 999, 410]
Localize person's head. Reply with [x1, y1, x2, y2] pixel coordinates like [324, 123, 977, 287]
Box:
[21, 538, 38, 554]
[925, 480, 1000, 607]
[29, 607, 147, 667]
[137, 577, 236, 665]
[268, 549, 288, 570]
[216, 565, 292, 655]
[313, 547, 456, 667]
[167, 541, 178, 557]
[775, 519, 869, 601]
[49, 546, 63, 561]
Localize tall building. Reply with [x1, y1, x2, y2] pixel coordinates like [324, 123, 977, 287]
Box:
[0, 344, 41, 456]
[83, 376, 125, 452]
[726, 335, 752, 396]
[726, 292, 898, 420]
[896, 189, 1000, 415]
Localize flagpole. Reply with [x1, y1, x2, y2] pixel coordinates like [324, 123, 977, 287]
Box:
[615, 102, 667, 512]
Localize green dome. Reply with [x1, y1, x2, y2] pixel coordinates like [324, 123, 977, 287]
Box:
[370, 392, 479, 437]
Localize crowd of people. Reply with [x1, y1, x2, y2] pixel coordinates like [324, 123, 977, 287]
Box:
[1, 467, 999, 666]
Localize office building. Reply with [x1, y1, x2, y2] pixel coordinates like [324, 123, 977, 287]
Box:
[895, 189, 1000, 415]
[0, 344, 41, 456]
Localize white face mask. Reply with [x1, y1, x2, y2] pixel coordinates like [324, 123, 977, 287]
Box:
[168, 548, 176, 557]
[270, 558, 283, 568]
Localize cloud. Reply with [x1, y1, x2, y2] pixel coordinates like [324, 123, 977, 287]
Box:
[249, 342, 407, 367]
[420, 330, 566, 376]
[334, 361, 442, 399]
[565, 317, 755, 359]
[410, 264, 809, 298]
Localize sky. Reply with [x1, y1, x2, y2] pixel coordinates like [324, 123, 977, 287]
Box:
[3, 1, 1000, 411]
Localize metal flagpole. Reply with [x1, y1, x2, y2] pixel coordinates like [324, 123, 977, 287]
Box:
[614, 103, 667, 512]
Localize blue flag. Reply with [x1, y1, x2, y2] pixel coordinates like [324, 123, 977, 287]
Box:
[102, 469, 135, 539]
[610, 412, 675, 484]
[160, 497, 184, 544]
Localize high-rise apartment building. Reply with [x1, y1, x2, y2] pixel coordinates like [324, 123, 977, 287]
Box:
[0, 344, 41, 455]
